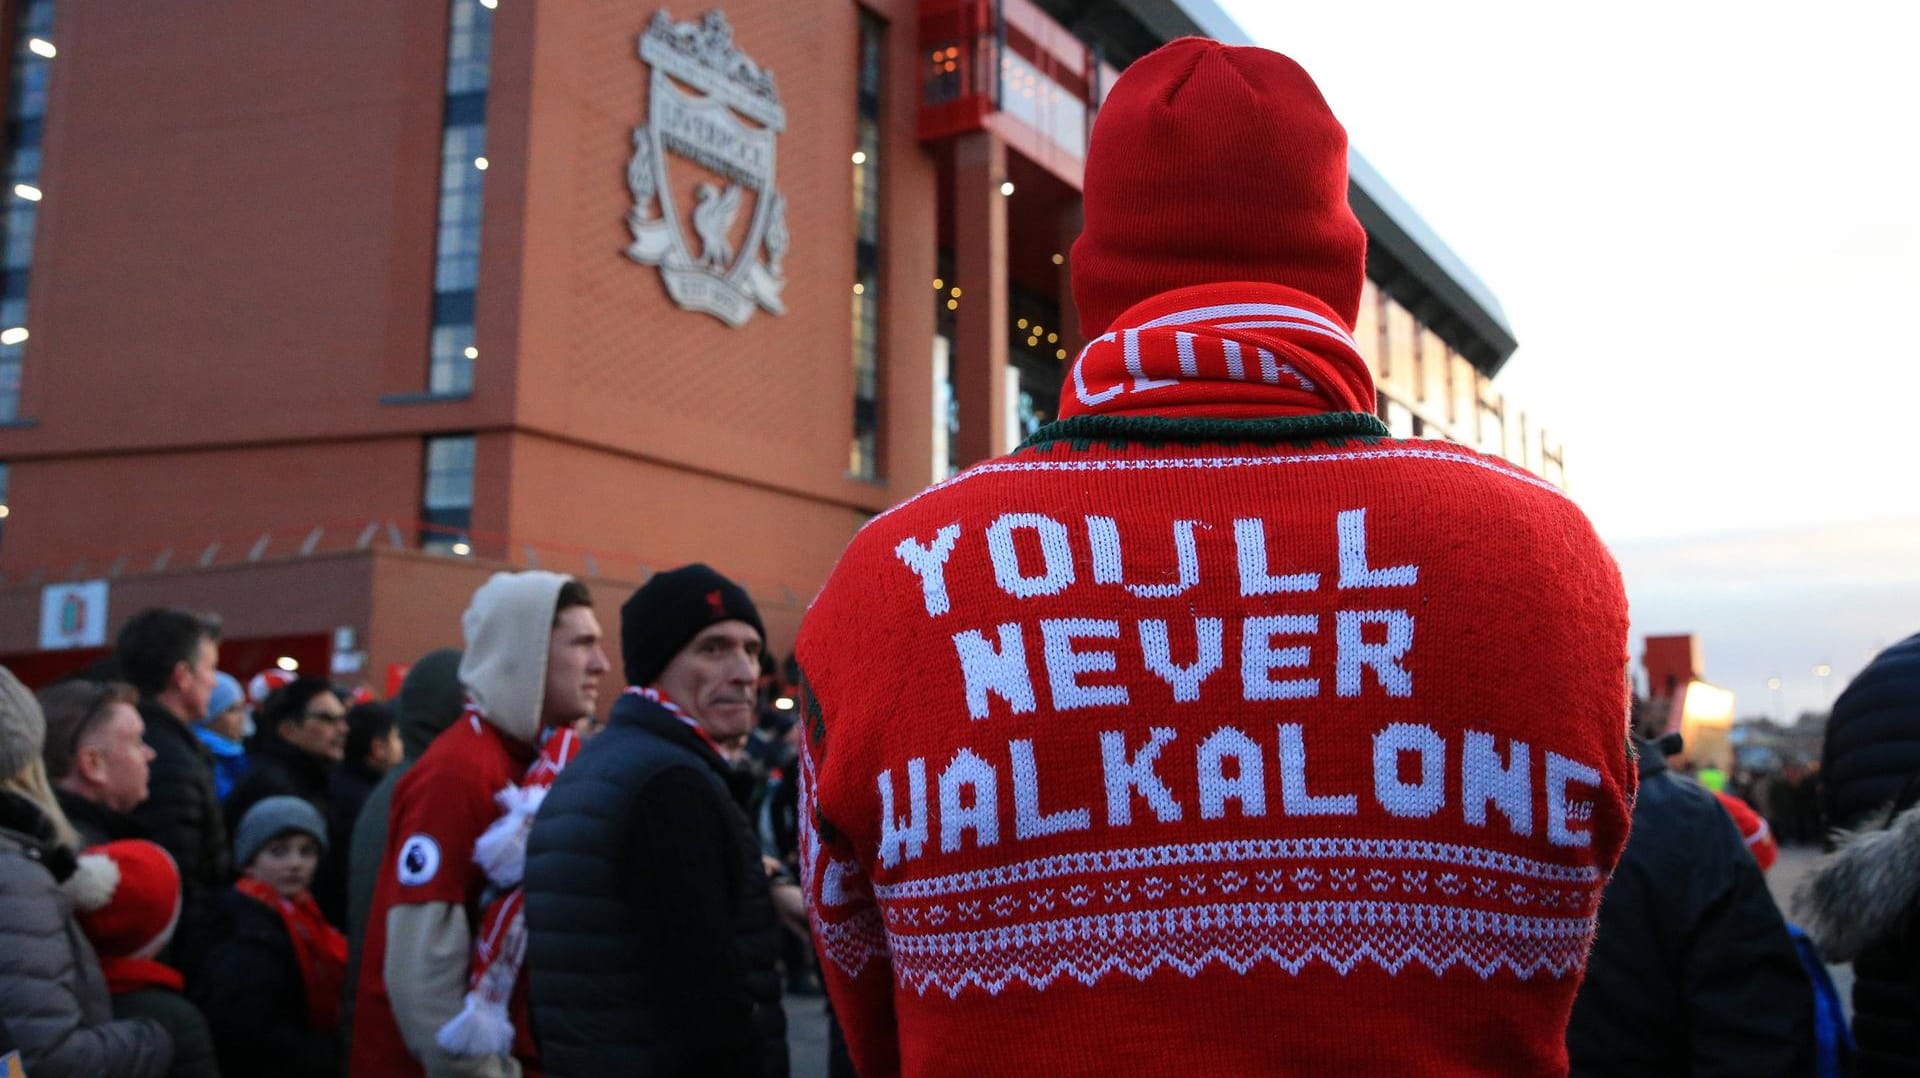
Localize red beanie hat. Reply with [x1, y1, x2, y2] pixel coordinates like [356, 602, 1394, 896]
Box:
[1714, 790, 1778, 871]
[71, 840, 183, 960]
[1071, 38, 1367, 338]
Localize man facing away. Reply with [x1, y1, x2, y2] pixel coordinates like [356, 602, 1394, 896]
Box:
[794, 38, 1635, 1077]
[1566, 737, 1813, 1074]
[116, 608, 227, 908]
[525, 564, 788, 1077]
[352, 572, 608, 1077]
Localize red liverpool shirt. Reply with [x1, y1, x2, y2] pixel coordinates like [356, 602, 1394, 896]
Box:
[350, 711, 539, 1077]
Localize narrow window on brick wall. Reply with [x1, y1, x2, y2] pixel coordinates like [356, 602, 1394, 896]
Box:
[0, 461, 10, 552]
[421, 435, 475, 553]
[0, 0, 57, 421]
[849, 9, 886, 479]
[427, 0, 493, 396]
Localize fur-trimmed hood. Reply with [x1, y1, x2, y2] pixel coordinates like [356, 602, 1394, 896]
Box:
[1795, 801, 1920, 962]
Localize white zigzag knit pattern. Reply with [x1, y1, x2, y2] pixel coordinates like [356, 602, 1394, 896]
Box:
[808, 826, 1605, 997]
[885, 899, 1593, 997]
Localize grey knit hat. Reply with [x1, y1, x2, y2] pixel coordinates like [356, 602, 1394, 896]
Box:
[0, 666, 46, 779]
[233, 795, 328, 869]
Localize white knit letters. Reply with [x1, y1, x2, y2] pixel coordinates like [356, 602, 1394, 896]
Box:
[953, 623, 1038, 720]
[939, 748, 1000, 853]
[1277, 723, 1358, 816]
[1337, 508, 1418, 588]
[1464, 732, 1533, 836]
[1040, 618, 1129, 711]
[986, 513, 1075, 598]
[1196, 727, 1267, 820]
[895, 524, 963, 617]
[1009, 739, 1091, 839]
[1335, 609, 1415, 697]
[1088, 516, 1200, 599]
[877, 758, 929, 868]
[1100, 727, 1183, 826]
[1139, 617, 1224, 702]
[1242, 615, 1319, 700]
[1546, 752, 1601, 848]
[864, 724, 1606, 865]
[1124, 328, 1178, 392]
[1373, 723, 1446, 818]
[1233, 518, 1320, 595]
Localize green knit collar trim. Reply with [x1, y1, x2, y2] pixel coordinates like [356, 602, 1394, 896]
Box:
[1017, 411, 1389, 452]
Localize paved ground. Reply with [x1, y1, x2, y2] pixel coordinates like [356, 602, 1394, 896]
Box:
[1771, 842, 1853, 1020]
[785, 991, 829, 1078]
[782, 843, 1852, 1076]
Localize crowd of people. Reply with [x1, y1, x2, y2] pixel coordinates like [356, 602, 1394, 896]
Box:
[0, 565, 810, 1077]
[4, 32, 1920, 1078]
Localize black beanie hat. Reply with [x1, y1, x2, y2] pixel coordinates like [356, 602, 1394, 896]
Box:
[621, 564, 765, 688]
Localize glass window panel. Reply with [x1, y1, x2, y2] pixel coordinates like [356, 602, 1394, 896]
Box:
[423, 435, 475, 511]
[427, 6, 490, 391]
[849, 13, 885, 479]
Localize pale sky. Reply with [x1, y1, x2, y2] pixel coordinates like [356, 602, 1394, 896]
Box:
[1216, 0, 1919, 718]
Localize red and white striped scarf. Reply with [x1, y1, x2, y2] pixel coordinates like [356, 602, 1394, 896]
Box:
[435, 719, 583, 1058]
[1059, 282, 1375, 422]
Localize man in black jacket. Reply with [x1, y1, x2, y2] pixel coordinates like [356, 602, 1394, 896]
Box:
[116, 609, 228, 904]
[223, 676, 346, 833]
[1567, 737, 1814, 1074]
[525, 564, 788, 1077]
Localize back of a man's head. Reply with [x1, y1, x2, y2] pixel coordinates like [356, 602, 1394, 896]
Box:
[793, 37, 1633, 1078]
[115, 608, 216, 698]
[394, 648, 465, 760]
[1071, 37, 1366, 338]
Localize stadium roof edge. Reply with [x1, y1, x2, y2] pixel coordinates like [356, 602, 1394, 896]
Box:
[1101, 0, 1519, 370]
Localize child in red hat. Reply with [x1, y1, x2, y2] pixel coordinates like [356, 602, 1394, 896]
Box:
[193, 796, 345, 1078]
[71, 839, 219, 1077]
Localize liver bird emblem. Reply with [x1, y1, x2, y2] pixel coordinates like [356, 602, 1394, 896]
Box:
[692, 182, 742, 269]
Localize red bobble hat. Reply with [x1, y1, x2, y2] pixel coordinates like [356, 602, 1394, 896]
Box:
[1714, 790, 1779, 872]
[71, 839, 182, 961]
[249, 668, 296, 707]
[1070, 37, 1368, 338]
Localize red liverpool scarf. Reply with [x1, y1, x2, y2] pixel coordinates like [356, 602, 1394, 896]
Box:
[99, 956, 184, 996]
[436, 721, 583, 1058]
[1058, 282, 1375, 422]
[234, 877, 347, 1033]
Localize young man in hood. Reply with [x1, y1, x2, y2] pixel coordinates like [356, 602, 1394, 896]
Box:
[795, 38, 1635, 1077]
[523, 564, 788, 1078]
[352, 572, 608, 1078]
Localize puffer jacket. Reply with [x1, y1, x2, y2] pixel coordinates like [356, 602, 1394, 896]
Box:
[1566, 744, 1813, 1075]
[1823, 632, 1920, 831]
[129, 699, 228, 899]
[525, 690, 787, 1077]
[0, 791, 174, 1078]
[1798, 800, 1920, 1076]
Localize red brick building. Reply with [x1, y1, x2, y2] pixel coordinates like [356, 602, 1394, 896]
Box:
[0, 0, 1560, 693]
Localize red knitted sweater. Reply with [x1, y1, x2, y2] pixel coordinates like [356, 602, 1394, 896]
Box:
[797, 285, 1633, 1077]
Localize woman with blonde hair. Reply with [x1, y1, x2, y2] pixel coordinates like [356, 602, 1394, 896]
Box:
[0, 665, 174, 1077]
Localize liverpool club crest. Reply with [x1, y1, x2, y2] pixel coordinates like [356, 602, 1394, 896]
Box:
[626, 10, 789, 327]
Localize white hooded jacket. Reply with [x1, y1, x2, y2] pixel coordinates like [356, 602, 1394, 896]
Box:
[458, 571, 572, 746]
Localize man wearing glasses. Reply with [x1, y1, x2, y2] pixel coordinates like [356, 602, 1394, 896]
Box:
[223, 676, 348, 836]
